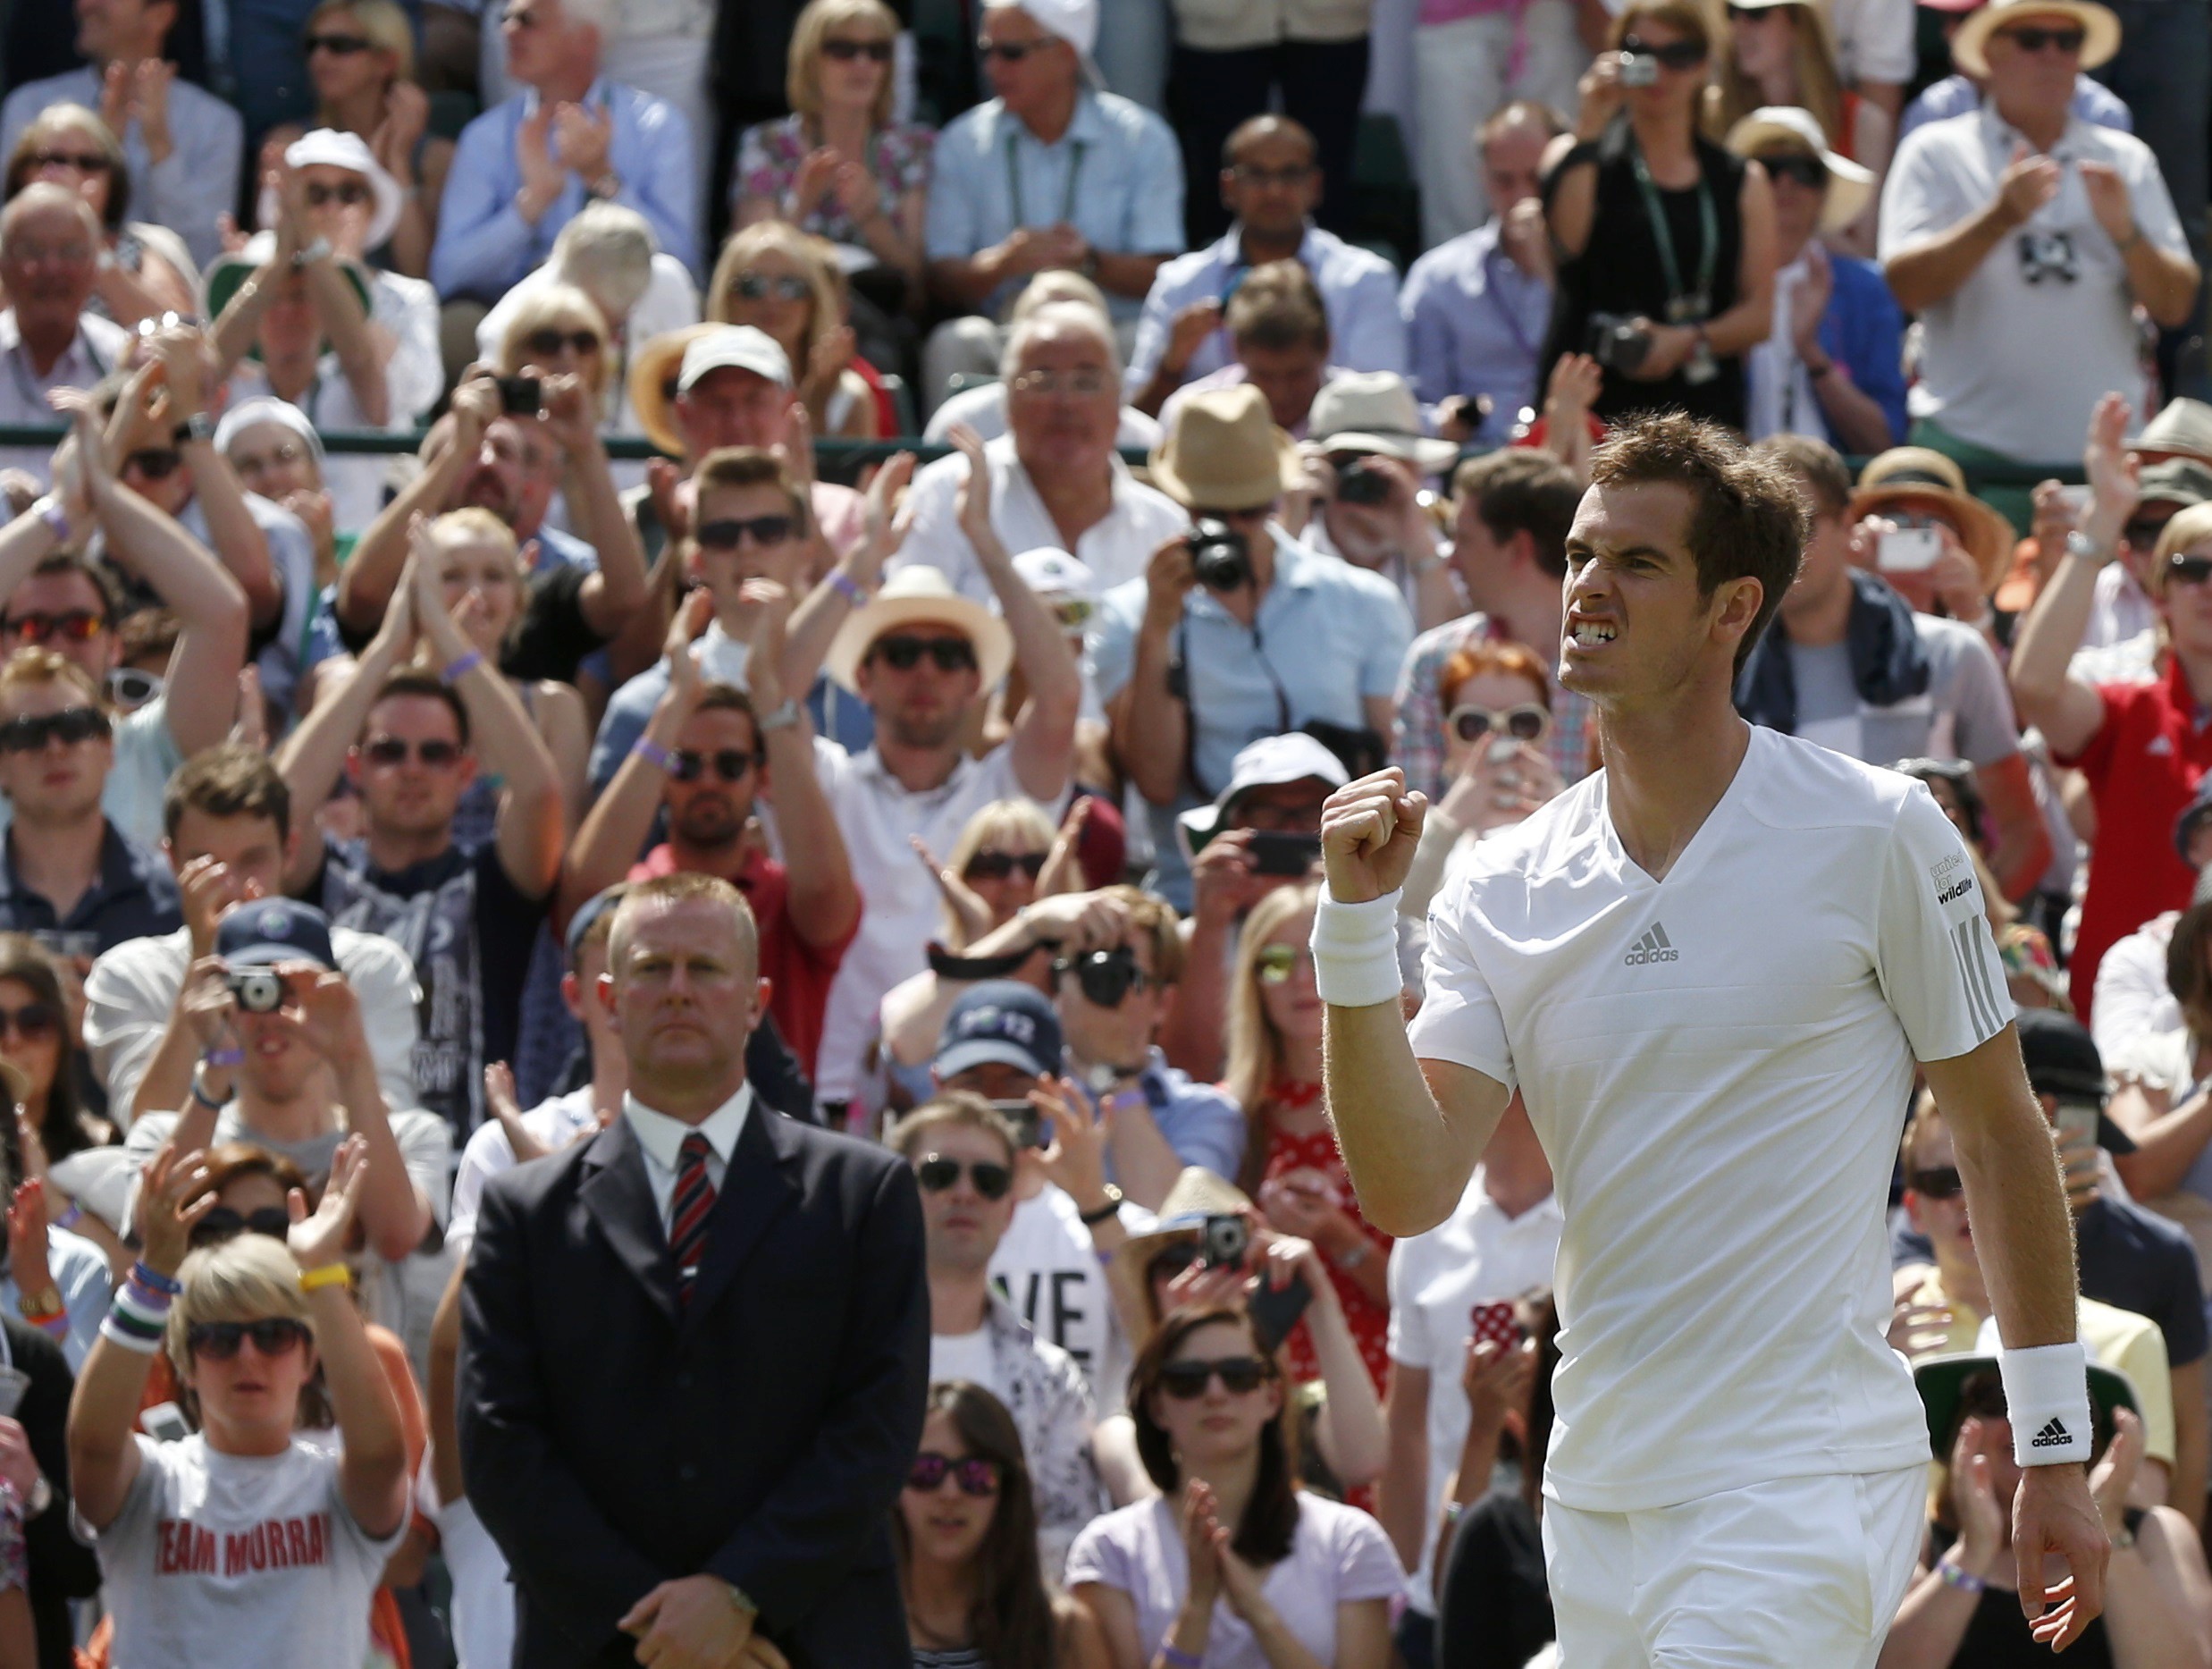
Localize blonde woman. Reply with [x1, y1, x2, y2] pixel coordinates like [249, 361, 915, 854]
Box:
[2, 105, 195, 325]
[498, 281, 627, 437]
[707, 221, 881, 439]
[1718, 0, 1889, 251]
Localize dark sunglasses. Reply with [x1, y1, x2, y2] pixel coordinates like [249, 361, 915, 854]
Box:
[304, 30, 374, 53]
[1148, 1243, 1200, 1284]
[29, 150, 109, 173]
[1056, 947, 1155, 1008]
[2123, 517, 2171, 550]
[0, 609, 105, 645]
[669, 747, 756, 783]
[1760, 151, 1829, 190]
[914, 1155, 1014, 1200]
[305, 181, 372, 208]
[906, 1451, 1001, 1496]
[964, 849, 1047, 882]
[821, 35, 894, 60]
[2168, 554, 2212, 588]
[694, 515, 798, 551]
[1621, 35, 1709, 67]
[0, 706, 109, 754]
[732, 271, 813, 303]
[124, 448, 182, 479]
[977, 36, 1051, 59]
[1908, 1166, 1964, 1201]
[1999, 23, 2085, 51]
[1448, 702, 1549, 746]
[523, 326, 601, 356]
[0, 1002, 57, 1041]
[871, 635, 977, 673]
[189, 1204, 291, 1249]
[361, 735, 466, 767]
[187, 1317, 313, 1360]
[1158, 1355, 1274, 1399]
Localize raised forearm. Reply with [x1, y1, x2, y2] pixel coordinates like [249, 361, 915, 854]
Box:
[2114, 1087, 2212, 1198]
[1103, 1096, 1183, 1211]
[2124, 240, 2200, 330]
[130, 1001, 208, 1128]
[1117, 623, 1190, 806]
[2008, 553, 2102, 711]
[64, 1336, 155, 1530]
[181, 444, 282, 628]
[1306, 1300, 1386, 1488]
[313, 1286, 409, 1533]
[208, 257, 282, 375]
[335, 1056, 432, 1260]
[1810, 362, 1896, 455]
[307, 266, 390, 426]
[565, 442, 651, 633]
[1323, 1015, 1495, 1239]
[559, 737, 666, 929]
[762, 723, 859, 946]
[1375, 1377, 1431, 1569]
[1156, 922, 1233, 1079]
[335, 449, 466, 632]
[1884, 203, 2016, 313]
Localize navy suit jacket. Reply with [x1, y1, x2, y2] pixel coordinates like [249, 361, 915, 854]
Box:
[458, 1099, 929, 1667]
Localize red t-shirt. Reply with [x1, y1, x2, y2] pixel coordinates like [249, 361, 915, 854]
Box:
[2056, 656, 2212, 1017]
[627, 845, 855, 1078]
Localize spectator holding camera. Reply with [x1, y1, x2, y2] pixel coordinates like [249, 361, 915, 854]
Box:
[1092, 384, 1411, 910]
[1540, 0, 1778, 432]
[1299, 373, 1464, 632]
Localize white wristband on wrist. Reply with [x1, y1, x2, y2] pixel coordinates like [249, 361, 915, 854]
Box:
[1310, 890, 1406, 1007]
[1998, 1341, 2093, 1465]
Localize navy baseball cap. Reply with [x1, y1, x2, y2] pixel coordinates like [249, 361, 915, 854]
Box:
[934, 982, 1064, 1082]
[215, 898, 336, 971]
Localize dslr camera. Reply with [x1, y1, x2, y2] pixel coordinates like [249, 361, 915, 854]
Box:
[1587, 312, 1653, 375]
[1187, 518, 1250, 591]
[1333, 456, 1392, 507]
[226, 968, 285, 1014]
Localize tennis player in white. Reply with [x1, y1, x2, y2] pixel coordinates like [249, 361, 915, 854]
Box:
[1315, 416, 2107, 1664]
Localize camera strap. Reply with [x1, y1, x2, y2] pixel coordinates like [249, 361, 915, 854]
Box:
[1173, 614, 1295, 803]
[1629, 139, 1717, 322]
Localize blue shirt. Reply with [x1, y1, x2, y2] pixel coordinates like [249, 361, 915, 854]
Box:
[1899, 72, 2132, 144]
[0, 1226, 109, 1371]
[1398, 220, 1554, 446]
[0, 67, 242, 270]
[0, 822, 181, 958]
[1129, 223, 1407, 386]
[431, 78, 698, 300]
[924, 90, 1187, 321]
[1820, 252, 1910, 445]
[1086, 1049, 1246, 1187]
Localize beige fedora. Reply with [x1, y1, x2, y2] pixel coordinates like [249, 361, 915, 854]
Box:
[1148, 383, 1304, 511]
[824, 565, 1014, 695]
[1107, 1168, 1257, 1350]
[2133, 398, 2212, 467]
[1852, 448, 2018, 594]
[1951, 0, 2120, 77]
[1308, 372, 1462, 476]
[1725, 105, 1876, 234]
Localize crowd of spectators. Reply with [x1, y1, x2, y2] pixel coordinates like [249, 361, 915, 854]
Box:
[0, 0, 2197, 1662]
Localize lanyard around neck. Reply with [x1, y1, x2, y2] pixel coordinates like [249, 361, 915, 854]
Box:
[1005, 130, 1088, 228]
[1630, 138, 1718, 317]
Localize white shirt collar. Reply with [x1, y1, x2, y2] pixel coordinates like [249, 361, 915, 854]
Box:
[622, 1083, 753, 1171]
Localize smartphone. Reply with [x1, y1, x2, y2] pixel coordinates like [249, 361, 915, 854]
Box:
[1248, 830, 1322, 877]
[493, 374, 542, 417]
[1199, 1212, 1249, 1269]
[991, 1098, 1047, 1150]
[1877, 527, 1944, 573]
[1249, 1272, 1313, 1355]
[1469, 1300, 1522, 1353]
[0, 1366, 29, 1420]
[140, 1401, 191, 1443]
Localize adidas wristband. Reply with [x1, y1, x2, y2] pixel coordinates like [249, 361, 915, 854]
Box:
[1999, 1342, 2093, 1466]
[1310, 890, 1406, 1008]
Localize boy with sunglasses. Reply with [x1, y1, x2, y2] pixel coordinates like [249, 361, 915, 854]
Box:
[891, 1092, 1106, 1577]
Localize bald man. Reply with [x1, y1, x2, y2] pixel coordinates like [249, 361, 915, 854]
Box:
[0, 185, 129, 485]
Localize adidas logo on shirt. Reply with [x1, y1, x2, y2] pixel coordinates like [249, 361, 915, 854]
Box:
[1623, 923, 1679, 966]
[2030, 1417, 2074, 1450]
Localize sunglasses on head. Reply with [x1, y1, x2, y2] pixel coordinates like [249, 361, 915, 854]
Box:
[189, 1204, 291, 1249]
[1158, 1354, 1274, 1399]
[906, 1451, 1001, 1496]
[1255, 942, 1311, 986]
[29, 150, 108, 173]
[733, 271, 813, 303]
[871, 635, 977, 673]
[361, 735, 465, 767]
[0, 609, 105, 645]
[669, 747, 756, 783]
[1449, 702, 1549, 746]
[964, 849, 1047, 882]
[304, 30, 374, 53]
[977, 35, 1051, 59]
[124, 448, 182, 479]
[1760, 151, 1829, 190]
[0, 1001, 57, 1041]
[1909, 1166, 1964, 1201]
[523, 326, 601, 356]
[694, 514, 798, 551]
[2167, 553, 2212, 588]
[0, 706, 109, 754]
[187, 1317, 312, 1361]
[305, 181, 371, 208]
[1621, 35, 1709, 67]
[2000, 23, 2085, 50]
[822, 35, 895, 60]
[914, 1154, 1015, 1199]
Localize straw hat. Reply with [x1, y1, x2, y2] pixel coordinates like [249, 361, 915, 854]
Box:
[1307, 373, 1461, 476]
[1950, 0, 2120, 76]
[823, 565, 1014, 695]
[627, 325, 795, 459]
[1108, 1168, 1256, 1332]
[1724, 105, 1877, 234]
[1148, 384, 1304, 511]
[1852, 448, 2017, 594]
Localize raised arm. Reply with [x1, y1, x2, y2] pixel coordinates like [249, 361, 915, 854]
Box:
[2079, 160, 2200, 330]
[743, 585, 860, 950]
[147, 330, 281, 631]
[781, 452, 913, 699]
[296, 976, 433, 1261]
[1108, 539, 1198, 808]
[1884, 144, 2056, 314]
[538, 373, 649, 636]
[333, 375, 497, 636]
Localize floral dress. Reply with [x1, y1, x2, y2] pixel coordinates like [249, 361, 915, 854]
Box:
[1261, 1084, 1393, 1396]
[734, 114, 934, 247]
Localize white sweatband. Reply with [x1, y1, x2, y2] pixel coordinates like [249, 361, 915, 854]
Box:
[1311, 890, 1406, 1007]
[1998, 1342, 2094, 1465]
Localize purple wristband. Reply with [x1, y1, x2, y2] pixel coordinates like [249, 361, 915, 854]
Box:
[1160, 1647, 1202, 1669]
[829, 570, 869, 607]
[442, 649, 485, 684]
[35, 497, 70, 544]
[633, 737, 677, 771]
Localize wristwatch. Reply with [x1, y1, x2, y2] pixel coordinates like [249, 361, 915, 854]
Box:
[755, 697, 802, 734]
[172, 412, 214, 445]
[1079, 1184, 1123, 1226]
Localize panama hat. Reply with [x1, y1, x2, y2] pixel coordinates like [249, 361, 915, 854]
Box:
[2133, 398, 2212, 467]
[283, 128, 403, 252]
[1108, 1169, 1257, 1340]
[1148, 383, 1304, 512]
[1951, 0, 2120, 76]
[203, 232, 372, 328]
[1308, 373, 1461, 476]
[627, 325, 795, 459]
[824, 565, 1013, 695]
[1852, 448, 2017, 594]
[1724, 105, 1877, 234]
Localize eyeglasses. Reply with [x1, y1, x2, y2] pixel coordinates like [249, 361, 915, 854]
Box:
[821, 36, 894, 61]
[522, 326, 601, 356]
[1620, 35, 1709, 67]
[0, 1002, 57, 1041]
[1908, 1166, 1964, 1200]
[1010, 368, 1111, 399]
[914, 1154, 1014, 1199]
[124, 448, 183, 479]
[1158, 1355, 1274, 1399]
[905, 1451, 1001, 1496]
[1759, 151, 1829, 190]
[2167, 554, 2212, 588]
[186, 1317, 313, 1361]
[731, 271, 813, 303]
[1724, 3, 1778, 19]
[304, 30, 374, 53]
[28, 150, 109, 173]
[1999, 23, 2085, 51]
[669, 747, 756, 783]
[1448, 702, 1549, 745]
[0, 609, 106, 645]
[694, 515, 798, 551]
[305, 181, 372, 208]
[1230, 163, 1316, 189]
[964, 849, 1047, 882]
[361, 736, 466, 767]
[977, 36, 1053, 60]
[1254, 942, 1311, 986]
[0, 706, 109, 754]
[188, 1204, 291, 1249]
[871, 635, 977, 673]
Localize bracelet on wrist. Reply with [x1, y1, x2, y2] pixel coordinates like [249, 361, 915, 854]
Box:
[189, 1069, 226, 1112]
[52, 1202, 82, 1232]
[298, 1263, 351, 1293]
[1934, 1555, 1987, 1594]
[32, 495, 71, 544]
[828, 569, 870, 607]
[632, 736, 677, 772]
[16, 1286, 63, 1322]
[442, 648, 485, 684]
[131, 1260, 182, 1296]
[1160, 1647, 1203, 1669]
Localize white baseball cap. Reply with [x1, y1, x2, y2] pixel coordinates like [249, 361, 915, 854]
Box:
[677, 325, 792, 394]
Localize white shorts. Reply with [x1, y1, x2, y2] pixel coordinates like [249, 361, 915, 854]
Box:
[1542, 1467, 1926, 1669]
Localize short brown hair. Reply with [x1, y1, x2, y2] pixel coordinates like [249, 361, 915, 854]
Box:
[1586, 414, 1807, 677]
[164, 743, 292, 844]
[363, 670, 470, 748]
[1754, 433, 1854, 521]
[1226, 260, 1329, 355]
[1452, 450, 1582, 578]
[1098, 884, 1185, 985]
[887, 1090, 1019, 1166]
[21, 553, 121, 627]
[693, 445, 809, 530]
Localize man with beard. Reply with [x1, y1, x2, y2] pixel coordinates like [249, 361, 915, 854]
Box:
[559, 578, 860, 1082]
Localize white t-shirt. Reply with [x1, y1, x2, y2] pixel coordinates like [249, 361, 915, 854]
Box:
[931, 1327, 999, 1392]
[87, 1432, 403, 1669]
[1409, 725, 2010, 1512]
[990, 1185, 1155, 1412]
[1385, 1168, 1562, 1614]
[446, 1085, 606, 1258]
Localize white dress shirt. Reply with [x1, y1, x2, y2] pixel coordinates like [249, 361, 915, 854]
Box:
[622, 1083, 753, 1229]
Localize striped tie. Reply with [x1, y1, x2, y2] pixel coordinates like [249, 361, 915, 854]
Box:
[669, 1132, 717, 1304]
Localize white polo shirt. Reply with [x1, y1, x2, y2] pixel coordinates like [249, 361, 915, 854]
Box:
[1409, 725, 2009, 1513]
[1386, 1167, 1561, 1614]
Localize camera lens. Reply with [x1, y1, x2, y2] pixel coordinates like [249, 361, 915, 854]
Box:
[1187, 518, 1250, 591]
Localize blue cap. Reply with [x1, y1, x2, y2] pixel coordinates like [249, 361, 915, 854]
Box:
[215, 898, 336, 971]
[934, 982, 1064, 1082]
